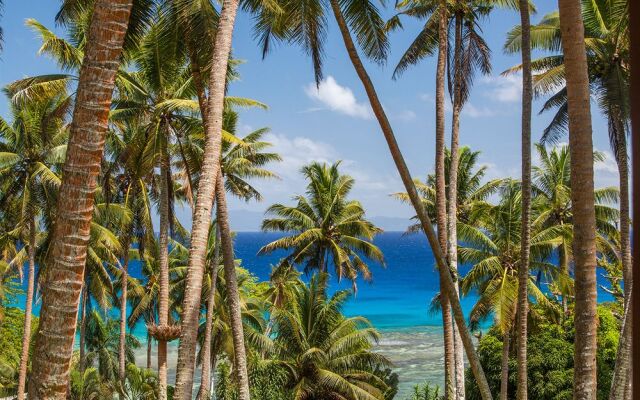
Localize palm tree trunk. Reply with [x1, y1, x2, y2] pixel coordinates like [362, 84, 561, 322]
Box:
[173, 0, 240, 396]
[28, 1, 133, 397]
[609, 284, 632, 399]
[147, 333, 152, 370]
[516, 0, 532, 399]
[215, 170, 251, 400]
[119, 240, 130, 383]
[197, 225, 221, 400]
[449, 11, 465, 400]
[79, 286, 88, 374]
[329, 2, 492, 399]
[630, 0, 639, 396]
[557, 1, 598, 398]
[500, 332, 511, 400]
[17, 217, 37, 400]
[560, 241, 569, 316]
[158, 152, 171, 400]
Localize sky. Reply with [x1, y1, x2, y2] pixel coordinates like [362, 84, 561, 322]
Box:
[0, 0, 620, 231]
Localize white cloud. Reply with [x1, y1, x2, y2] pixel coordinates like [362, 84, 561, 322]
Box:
[482, 74, 522, 103]
[593, 149, 620, 188]
[463, 103, 496, 118]
[396, 109, 417, 122]
[304, 76, 372, 119]
[419, 92, 452, 112]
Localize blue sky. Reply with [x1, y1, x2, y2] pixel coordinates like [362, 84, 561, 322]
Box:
[0, 1, 619, 230]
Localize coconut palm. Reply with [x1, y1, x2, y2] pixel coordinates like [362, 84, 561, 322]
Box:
[260, 161, 384, 288]
[121, 364, 159, 400]
[258, 1, 492, 395]
[28, 1, 135, 396]
[459, 181, 562, 400]
[271, 273, 391, 399]
[0, 90, 68, 399]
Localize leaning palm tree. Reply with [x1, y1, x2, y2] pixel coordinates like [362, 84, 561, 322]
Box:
[272, 273, 391, 399]
[260, 161, 384, 288]
[259, 1, 492, 396]
[0, 90, 69, 400]
[459, 181, 562, 400]
[556, 0, 599, 396]
[28, 1, 135, 396]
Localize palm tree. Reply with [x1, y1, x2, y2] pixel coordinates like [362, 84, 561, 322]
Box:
[514, 0, 532, 397]
[556, 0, 599, 396]
[28, 1, 134, 396]
[0, 91, 68, 400]
[272, 274, 391, 399]
[260, 2, 493, 396]
[459, 181, 562, 400]
[260, 161, 384, 288]
[121, 364, 159, 400]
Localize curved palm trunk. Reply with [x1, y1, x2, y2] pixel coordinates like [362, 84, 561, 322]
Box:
[79, 286, 88, 373]
[516, 1, 532, 399]
[329, 2, 492, 399]
[158, 155, 171, 400]
[119, 241, 130, 385]
[557, 1, 598, 398]
[147, 333, 152, 370]
[216, 170, 251, 399]
[500, 332, 511, 400]
[449, 12, 465, 400]
[17, 217, 37, 400]
[173, 0, 241, 396]
[609, 284, 632, 399]
[28, 1, 133, 397]
[197, 225, 221, 400]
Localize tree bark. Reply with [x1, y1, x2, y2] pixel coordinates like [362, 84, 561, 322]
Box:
[560, 240, 569, 316]
[147, 333, 152, 370]
[449, 11, 465, 400]
[516, 0, 532, 398]
[119, 239, 130, 383]
[158, 152, 171, 400]
[173, 1, 241, 396]
[79, 286, 88, 374]
[216, 170, 251, 399]
[609, 284, 632, 399]
[557, 1, 598, 398]
[28, 1, 133, 397]
[329, 1, 492, 399]
[17, 217, 37, 400]
[500, 332, 511, 400]
[197, 225, 221, 400]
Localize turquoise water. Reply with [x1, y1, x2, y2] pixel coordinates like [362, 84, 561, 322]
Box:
[11, 231, 616, 397]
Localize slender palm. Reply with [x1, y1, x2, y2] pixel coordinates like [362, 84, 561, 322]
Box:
[28, 1, 134, 397]
[556, 0, 599, 396]
[0, 91, 68, 399]
[259, 1, 492, 396]
[260, 162, 384, 288]
[272, 274, 391, 399]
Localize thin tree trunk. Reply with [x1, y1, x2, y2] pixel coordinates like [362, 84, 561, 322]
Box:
[147, 333, 152, 370]
[329, 2, 492, 399]
[609, 284, 632, 399]
[119, 240, 130, 382]
[28, 1, 133, 397]
[173, 0, 240, 396]
[17, 217, 37, 400]
[500, 332, 511, 400]
[197, 225, 221, 400]
[516, 0, 532, 398]
[158, 152, 171, 400]
[449, 11, 465, 400]
[557, 1, 598, 398]
[215, 170, 251, 399]
[560, 241, 569, 316]
[79, 286, 88, 374]
[630, 0, 639, 397]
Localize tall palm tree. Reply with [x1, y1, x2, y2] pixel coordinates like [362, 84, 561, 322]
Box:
[259, 1, 492, 396]
[0, 90, 69, 400]
[28, 1, 134, 397]
[514, 0, 532, 398]
[272, 274, 391, 399]
[459, 181, 562, 400]
[260, 162, 384, 288]
[556, 0, 599, 397]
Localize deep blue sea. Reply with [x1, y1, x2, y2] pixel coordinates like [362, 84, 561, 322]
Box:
[11, 232, 616, 396]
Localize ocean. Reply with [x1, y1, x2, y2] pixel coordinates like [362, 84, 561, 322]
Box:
[13, 231, 616, 398]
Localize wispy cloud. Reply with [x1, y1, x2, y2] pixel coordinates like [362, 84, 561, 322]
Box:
[482, 74, 522, 103]
[304, 76, 372, 119]
[463, 103, 496, 118]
